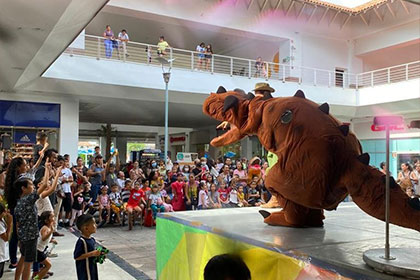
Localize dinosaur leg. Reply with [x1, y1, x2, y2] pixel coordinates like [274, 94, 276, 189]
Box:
[260, 198, 324, 227]
[261, 192, 282, 208]
[344, 159, 420, 232]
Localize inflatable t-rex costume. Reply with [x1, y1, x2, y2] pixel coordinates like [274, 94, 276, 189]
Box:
[203, 86, 420, 231]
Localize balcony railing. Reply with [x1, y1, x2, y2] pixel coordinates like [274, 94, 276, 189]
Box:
[64, 34, 420, 89]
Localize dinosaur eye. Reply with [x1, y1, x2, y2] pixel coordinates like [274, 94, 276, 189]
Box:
[281, 110, 293, 124]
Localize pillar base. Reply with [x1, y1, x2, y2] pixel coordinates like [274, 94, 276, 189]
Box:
[363, 248, 420, 279]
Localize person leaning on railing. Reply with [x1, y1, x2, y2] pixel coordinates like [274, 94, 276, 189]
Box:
[103, 25, 115, 59]
[118, 29, 130, 57]
[157, 36, 171, 57]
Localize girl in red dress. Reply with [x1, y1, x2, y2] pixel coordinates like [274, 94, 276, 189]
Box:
[171, 173, 186, 211]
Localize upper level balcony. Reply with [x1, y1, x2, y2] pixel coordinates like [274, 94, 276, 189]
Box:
[34, 33, 419, 125]
[61, 34, 419, 89]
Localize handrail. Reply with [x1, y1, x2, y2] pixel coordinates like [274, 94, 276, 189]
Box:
[358, 60, 420, 75]
[65, 34, 420, 89]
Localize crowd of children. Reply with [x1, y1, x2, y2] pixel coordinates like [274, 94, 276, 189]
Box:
[0, 131, 272, 279]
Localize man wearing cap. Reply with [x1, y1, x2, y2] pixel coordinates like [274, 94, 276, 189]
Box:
[88, 154, 106, 203]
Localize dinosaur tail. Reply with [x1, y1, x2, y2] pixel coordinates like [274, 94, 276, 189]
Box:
[343, 154, 420, 232]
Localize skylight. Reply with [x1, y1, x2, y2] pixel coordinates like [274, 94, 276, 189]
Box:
[318, 0, 375, 8]
[305, 0, 387, 13]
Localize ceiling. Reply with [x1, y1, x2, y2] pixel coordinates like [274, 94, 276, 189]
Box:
[0, 0, 109, 92]
[237, 0, 419, 34]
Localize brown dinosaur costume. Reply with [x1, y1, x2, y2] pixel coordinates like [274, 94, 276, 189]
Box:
[203, 86, 420, 231]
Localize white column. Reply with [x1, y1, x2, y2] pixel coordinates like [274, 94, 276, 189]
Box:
[59, 99, 79, 163]
[240, 138, 253, 159]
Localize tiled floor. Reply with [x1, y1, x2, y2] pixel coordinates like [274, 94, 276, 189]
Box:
[93, 224, 157, 280]
[1, 229, 138, 280]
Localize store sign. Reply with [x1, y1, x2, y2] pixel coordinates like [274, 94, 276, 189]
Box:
[14, 131, 36, 144]
[170, 136, 186, 144]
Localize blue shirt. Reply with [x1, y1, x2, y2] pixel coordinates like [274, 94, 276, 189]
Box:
[74, 236, 98, 280]
[89, 164, 104, 186]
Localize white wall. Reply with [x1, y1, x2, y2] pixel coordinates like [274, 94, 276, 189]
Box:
[301, 34, 349, 71]
[359, 40, 420, 72]
[357, 79, 420, 106]
[354, 20, 420, 56]
[0, 91, 79, 161]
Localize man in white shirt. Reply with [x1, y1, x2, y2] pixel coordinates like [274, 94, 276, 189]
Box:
[118, 29, 129, 57]
[117, 171, 125, 190]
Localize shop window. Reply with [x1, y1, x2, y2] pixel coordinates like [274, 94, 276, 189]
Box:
[78, 139, 100, 165]
[127, 142, 155, 162]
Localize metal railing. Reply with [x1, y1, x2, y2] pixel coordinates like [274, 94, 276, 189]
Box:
[64, 34, 420, 89]
[356, 61, 420, 88]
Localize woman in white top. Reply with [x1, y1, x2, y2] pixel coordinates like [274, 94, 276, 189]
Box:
[35, 164, 62, 217]
[397, 163, 413, 193]
[197, 182, 209, 210]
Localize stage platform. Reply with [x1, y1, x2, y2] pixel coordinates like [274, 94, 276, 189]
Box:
[156, 202, 420, 280]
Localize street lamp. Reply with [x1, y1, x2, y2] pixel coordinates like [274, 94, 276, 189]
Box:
[156, 56, 175, 166]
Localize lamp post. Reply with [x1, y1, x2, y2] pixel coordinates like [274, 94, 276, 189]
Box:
[157, 57, 175, 166]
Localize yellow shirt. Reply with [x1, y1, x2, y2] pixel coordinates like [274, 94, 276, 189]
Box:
[157, 41, 169, 51]
[237, 192, 244, 201]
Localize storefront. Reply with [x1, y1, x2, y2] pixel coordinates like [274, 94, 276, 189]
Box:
[360, 137, 420, 177]
[158, 134, 187, 160]
[0, 100, 60, 162]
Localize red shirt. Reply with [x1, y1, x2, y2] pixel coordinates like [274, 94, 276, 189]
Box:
[127, 189, 145, 206]
[219, 188, 229, 202]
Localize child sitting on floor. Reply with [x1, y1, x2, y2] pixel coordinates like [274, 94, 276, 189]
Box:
[237, 185, 248, 207]
[121, 179, 132, 210]
[109, 184, 122, 225]
[159, 185, 174, 212]
[218, 181, 230, 208]
[208, 183, 221, 209]
[247, 181, 264, 206]
[198, 182, 209, 210]
[148, 185, 165, 222]
[126, 181, 146, 230]
[229, 186, 239, 207]
[98, 186, 111, 225]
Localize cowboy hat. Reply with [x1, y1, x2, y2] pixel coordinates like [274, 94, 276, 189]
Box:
[249, 156, 261, 165]
[252, 82, 275, 93]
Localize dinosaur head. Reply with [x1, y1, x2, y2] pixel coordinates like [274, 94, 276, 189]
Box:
[203, 86, 254, 147]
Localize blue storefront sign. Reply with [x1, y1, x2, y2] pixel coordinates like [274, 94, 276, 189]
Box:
[13, 131, 37, 144]
[0, 100, 60, 128]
